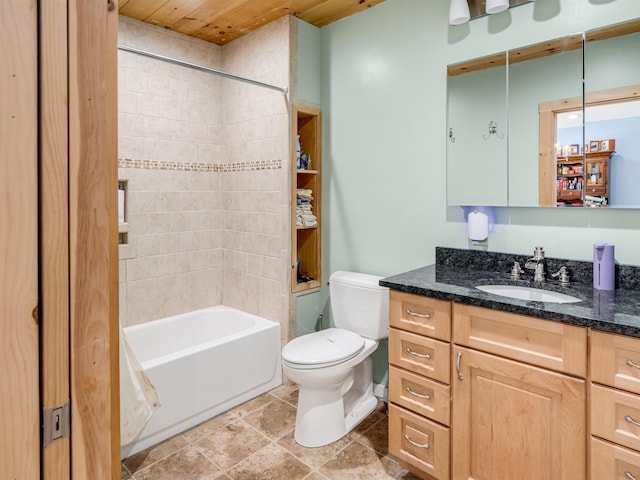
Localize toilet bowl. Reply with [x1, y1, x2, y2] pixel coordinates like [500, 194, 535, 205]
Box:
[282, 271, 389, 447]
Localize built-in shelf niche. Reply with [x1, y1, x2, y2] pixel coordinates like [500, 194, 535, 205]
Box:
[118, 180, 132, 258]
[292, 104, 322, 293]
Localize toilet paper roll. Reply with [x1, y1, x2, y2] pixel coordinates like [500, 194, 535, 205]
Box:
[468, 211, 488, 241]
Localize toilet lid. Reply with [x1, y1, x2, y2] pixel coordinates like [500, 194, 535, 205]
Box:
[282, 328, 365, 367]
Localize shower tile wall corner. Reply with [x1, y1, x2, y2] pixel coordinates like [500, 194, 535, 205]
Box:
[118, 15, 291, 335]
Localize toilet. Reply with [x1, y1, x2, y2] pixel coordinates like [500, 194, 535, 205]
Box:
[282, 271, 389, 447]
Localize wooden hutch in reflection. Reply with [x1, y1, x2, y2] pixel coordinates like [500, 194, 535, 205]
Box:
[555, 139, 615, 207]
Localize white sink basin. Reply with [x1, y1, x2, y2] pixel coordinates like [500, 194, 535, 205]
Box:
[476, 285, 582, 304]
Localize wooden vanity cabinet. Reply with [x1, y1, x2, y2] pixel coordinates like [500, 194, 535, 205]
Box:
[388, 291, 452, 480]
[451, 304, 587, 480]
[590, 331, 640, 478]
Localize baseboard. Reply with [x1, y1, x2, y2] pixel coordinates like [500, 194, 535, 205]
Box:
[373, 383, 388, 403]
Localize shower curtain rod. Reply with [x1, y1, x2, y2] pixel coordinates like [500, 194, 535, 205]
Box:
[117, 44, 289, 95]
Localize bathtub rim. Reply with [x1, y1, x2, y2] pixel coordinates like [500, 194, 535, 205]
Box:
[123, 305, 280, 369]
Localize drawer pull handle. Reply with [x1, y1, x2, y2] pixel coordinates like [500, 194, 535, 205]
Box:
[456, 351, 463, 381]
[406, 347, 431, 359]
[625, 472, 638, 480]
[406, 386, 431, 400]
[627, 359, 640, 369]
[625, 415, 640, 428]
[406, 309, 431, 319]
[404, 434, 429, 449]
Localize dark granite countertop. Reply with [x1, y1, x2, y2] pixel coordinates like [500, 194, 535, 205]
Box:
[380, 247, 640, 338]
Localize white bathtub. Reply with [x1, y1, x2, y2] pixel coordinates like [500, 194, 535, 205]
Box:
[121, 306, 282, 458]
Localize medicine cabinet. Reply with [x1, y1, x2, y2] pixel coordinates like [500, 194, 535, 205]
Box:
[446, 18, 640, 208]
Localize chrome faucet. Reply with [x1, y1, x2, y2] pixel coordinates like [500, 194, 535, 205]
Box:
[524, 246, 546, 282]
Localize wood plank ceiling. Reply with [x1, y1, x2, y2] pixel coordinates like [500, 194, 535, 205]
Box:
[119, 0, 388, 45]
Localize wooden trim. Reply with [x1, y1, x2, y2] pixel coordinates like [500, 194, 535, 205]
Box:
[0, 1, 40, 479]
[448, 52, 506, 77]
[68, 1, 120, 478]
[585, 18, 640, 43]
[447, 35, 581, 77]
[509, 34, 583, 67]
[40, 0, 71, 477]
[585, 84, 640, 105]
[448, 19, 640, 77]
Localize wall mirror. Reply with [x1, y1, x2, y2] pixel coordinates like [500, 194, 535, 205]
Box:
[447, 18, 640, 209]
[447, 53, 508, 206]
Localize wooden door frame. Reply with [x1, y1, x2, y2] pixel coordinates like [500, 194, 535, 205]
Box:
[68, 0, 120, 478]
[40, 0, 120, 478]
[40, 0, 71, 476]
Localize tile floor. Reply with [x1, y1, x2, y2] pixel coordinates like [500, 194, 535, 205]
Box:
[122, 385, 421, 480]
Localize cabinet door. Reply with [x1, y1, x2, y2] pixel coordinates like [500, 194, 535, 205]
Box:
[452, 346, 586, 480]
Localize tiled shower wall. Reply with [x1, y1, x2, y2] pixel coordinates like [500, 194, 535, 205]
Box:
[118, 16, 291, 339]
[220, 17, 291, 332]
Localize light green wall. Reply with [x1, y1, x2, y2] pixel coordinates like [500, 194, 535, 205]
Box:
[297, 0, 640, 383]
[322, 0, 640, 276]
[293, 18, 329, 340]
[295, 19, 322, 105]
[298, 0, 640, 385]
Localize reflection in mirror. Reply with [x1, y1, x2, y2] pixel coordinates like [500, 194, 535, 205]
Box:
[538, 20, 640, 208]
[447, 56, 507, 206]
[557, 100, 640, 208]
[584, 24, 640, 208]
[508, 36, 582, 207]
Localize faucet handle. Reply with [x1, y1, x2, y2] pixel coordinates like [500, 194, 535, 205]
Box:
[510, 261, 523, 280]
[551, 266, 570, 285]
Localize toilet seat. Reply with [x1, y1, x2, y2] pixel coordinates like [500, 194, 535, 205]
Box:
[282, 328, 365, 369]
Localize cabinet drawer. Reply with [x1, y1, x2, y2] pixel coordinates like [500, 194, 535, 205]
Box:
[590, 436, 640, 480]
[389, 403, 450, 480]
[453, 303, 587, 377]
[389, 291, 451, 341]
[591, 331, 640, 395]
[591, 383, 640, 452]
[586, 185, 606, 196]
[389, 328, 450, 384]
[389, 365, 450, 426]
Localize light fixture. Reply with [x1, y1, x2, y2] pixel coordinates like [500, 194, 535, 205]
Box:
[449, 0, 534, 26]
[449, 0, 470, 25]
[486, 0, 510, 14]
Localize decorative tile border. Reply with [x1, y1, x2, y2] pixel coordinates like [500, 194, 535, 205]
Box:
[118, 158, 282, 172]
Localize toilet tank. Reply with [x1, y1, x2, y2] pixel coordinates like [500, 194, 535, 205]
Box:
[329, 271, 389, 340]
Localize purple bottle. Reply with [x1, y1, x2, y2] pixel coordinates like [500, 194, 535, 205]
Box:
[593, 243, 615, 291]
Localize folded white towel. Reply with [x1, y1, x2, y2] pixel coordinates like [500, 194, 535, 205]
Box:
[296, 211, 317, 227]
[296, 188, 313, 201]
